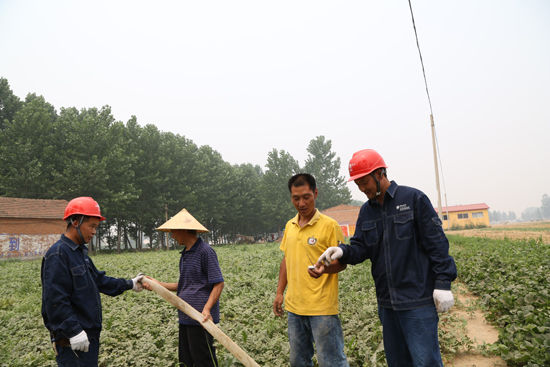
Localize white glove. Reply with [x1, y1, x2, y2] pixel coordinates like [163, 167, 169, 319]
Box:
[317, 246, 343, 266]
[132, 274, 144, 292]
[69, 330, 90, 352]
[433, 289, 454, 312]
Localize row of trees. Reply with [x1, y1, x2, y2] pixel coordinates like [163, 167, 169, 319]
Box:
[489, 210, 517, 223]
[520, 194, 550, 222]
[0, 78, 351, 250]
[489, 194, 550, 223]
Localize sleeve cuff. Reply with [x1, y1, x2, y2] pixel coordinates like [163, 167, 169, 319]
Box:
[126, 279, 134, 290]
[65, 326, 84, 339]
[338, 244, 348, 264]
[434, 280, 451, 290]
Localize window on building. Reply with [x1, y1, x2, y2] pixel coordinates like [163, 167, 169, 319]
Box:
[443, 214, 448, 220]
[458, 213, 469, 219]
[472, 212, 484, 218]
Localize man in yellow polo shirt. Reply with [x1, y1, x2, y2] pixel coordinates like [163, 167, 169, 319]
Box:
[273, 173, 349, 367]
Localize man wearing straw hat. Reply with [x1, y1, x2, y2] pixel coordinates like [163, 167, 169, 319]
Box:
[144, 208, 224, 367]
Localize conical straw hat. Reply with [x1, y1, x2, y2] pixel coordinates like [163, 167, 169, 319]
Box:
[156, 208, 209, 233]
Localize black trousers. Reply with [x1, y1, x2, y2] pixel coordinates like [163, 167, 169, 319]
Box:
[179, 324, 218, 367]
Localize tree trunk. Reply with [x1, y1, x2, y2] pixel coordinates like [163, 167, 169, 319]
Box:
[116, 221, 121, 253]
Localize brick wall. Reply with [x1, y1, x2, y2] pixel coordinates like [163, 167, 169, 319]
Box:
[0, 218, 65, 259]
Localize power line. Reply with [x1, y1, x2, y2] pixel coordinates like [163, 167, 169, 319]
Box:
[407, 0, 433, 116]
[407, 0, 449, 221]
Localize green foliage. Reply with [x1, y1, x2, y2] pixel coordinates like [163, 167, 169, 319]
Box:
[449, 235, 550, 366]
[0, 79, 362, 247]
[448, 223, 488, 230]
[0, 93, 58, 197]
[2, 242, 476, 367]
[261, 149, 300, 232]
[0, 77, 22, 131]
[303, 136, 351, 210]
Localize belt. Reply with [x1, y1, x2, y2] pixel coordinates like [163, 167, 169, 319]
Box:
[55, 338, 71, 347]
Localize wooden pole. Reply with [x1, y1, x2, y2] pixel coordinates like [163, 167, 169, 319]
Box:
[141, 277, 260, 367]
[430, 114, 444, 221]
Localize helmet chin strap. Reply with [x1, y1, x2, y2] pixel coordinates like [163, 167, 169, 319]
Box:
[73, 216, 86, 244]
[370, 168, 387, 198]
[370, 172, 381, 197]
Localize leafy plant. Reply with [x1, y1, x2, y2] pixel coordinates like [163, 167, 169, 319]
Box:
[449, 235, 550, 366]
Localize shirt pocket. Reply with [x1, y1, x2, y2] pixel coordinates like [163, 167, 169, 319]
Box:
[361, 221, 379, 246]
[70, 264, 88, 290]
[394, 211, 414, 240]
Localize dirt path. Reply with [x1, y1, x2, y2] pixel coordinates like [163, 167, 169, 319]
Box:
[447, 283, 506, 367]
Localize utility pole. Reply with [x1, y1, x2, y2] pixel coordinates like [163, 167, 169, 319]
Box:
[164, 204, 168, 250]
[430, 114, 444, 222]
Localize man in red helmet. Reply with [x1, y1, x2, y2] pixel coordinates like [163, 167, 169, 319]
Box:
[41, 197, 144, 366]
[313, 149, 457, 367]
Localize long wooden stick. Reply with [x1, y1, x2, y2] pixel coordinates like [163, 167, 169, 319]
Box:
[141, 277, 260, 367]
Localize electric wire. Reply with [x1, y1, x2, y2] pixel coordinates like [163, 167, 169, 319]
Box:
[407, 0, 448, 215]
[407, 0, 433, 116]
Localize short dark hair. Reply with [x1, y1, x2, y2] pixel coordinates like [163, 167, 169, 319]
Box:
[288, 173, 316, 192]
[65, 215, 90, 229]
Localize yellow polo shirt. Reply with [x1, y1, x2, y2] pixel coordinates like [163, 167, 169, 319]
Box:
[280, 209, 344, 315]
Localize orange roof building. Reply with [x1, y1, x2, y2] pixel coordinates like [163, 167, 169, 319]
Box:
[435, 203, 490, 229]
[0, 197, 68, 259]
[321, 204, 361, 238]
[323, 202, 491, 235]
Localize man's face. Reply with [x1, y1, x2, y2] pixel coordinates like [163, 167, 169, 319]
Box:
[290, 184, 318, 219]
[79, 217, 100, 243]
[170, 230, 186, 244]
[354, 173, 377, 200]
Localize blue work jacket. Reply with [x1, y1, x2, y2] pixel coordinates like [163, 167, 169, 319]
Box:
[41, 235, 133, 340]
[339, 181, 457, 310]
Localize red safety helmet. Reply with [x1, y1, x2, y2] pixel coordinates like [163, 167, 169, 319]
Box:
[348, 149, 387, 182]
[63, 197, 106, 221]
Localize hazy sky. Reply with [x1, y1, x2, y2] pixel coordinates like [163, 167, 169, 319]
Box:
[1, 1, 549, 215]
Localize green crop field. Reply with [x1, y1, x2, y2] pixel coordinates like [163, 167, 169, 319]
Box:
[448, 235, 550, 366]
[1, 237, 548, 366]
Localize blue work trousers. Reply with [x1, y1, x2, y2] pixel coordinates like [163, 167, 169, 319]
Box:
[287, 312, 349, 367]
[378, 305, 443, 367]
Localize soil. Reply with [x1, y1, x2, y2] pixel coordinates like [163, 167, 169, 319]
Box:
[447, 283, 507, 367]
[448, 221, 550, 244]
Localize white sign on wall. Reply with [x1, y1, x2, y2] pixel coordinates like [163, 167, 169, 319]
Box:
[0, 234, 60, 259]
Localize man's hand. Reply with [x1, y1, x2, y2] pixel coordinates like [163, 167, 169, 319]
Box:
[132, 273, 144, 292]
[201, 308, 212, 323]
[318, 246, 343, 266]
[273, 294, 284, 317]
[69, 330, 90, 352]
[308, 264, 325, 279]
[433, 289, 454, 312]
[141, 275, 157, 291]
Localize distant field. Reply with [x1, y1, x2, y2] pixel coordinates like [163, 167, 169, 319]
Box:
[447, 220, 550, 243]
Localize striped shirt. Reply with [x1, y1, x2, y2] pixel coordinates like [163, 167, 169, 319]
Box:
[177, 238, 224, 325]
